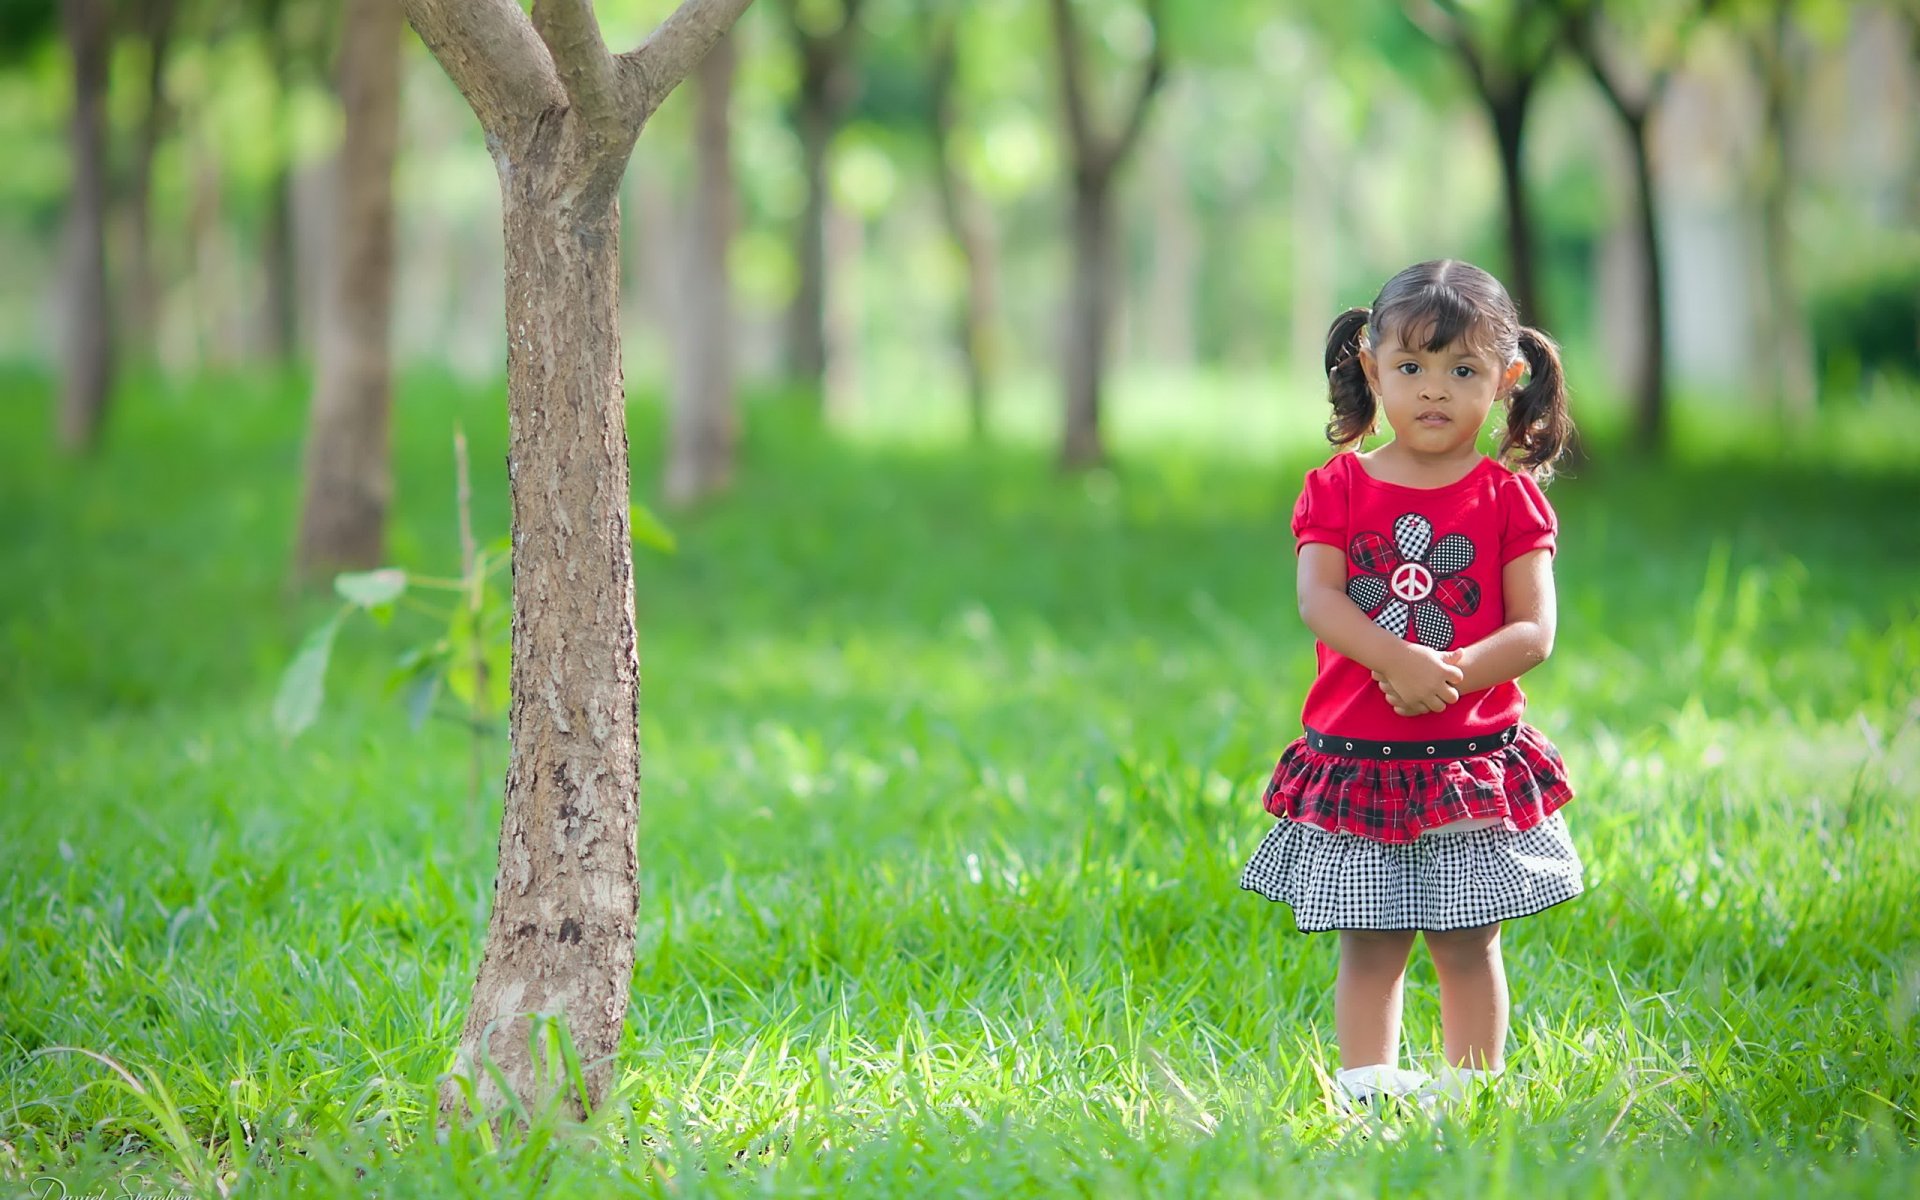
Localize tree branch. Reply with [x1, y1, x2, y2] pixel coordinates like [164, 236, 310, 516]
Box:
[1409, 0, 1489, 95]
[402, 0, 562, 135]
[531, 0, 627, 140]
[619, 0, 759, 117]
[1105, 0, 1168, 176]
[1047, 0, 1096, 168]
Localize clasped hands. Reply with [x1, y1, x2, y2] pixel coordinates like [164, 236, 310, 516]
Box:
[1371, 645, 1467, 717]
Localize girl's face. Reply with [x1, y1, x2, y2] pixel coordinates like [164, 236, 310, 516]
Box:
[1359, 321, 1524, 461]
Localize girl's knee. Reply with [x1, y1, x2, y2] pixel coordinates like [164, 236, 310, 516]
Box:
[1424, 923, 1501, 967]
[1340, 928, 1418, 964]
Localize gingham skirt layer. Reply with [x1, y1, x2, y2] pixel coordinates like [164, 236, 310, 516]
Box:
[1261, 723, 1573, 843]
[1238, 811, 1584, 933]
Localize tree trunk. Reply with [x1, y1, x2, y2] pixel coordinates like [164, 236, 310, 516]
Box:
[261, 6, 301, 361]
[263, 165, 300, 360]
[127, 0, 177, 359]
[401, 0, 752, 1125]
[1623, 113, 1667, 456]
[295, 0, 400, 579]
[1290, 94, 1336, 377]
[446, 163, 641, 1124]
[821, 199, 864, 424]
[787, 76, 833, 390]
[927, 21, 996, 440]
[1142, 135, 1197, 369]
[666, 29, 737, 506]
[1752, 4, 1815, 418]
[59, 0, 114, 452]
[1487, 91, 1543, 328]
[1061, 179, 1113, 469]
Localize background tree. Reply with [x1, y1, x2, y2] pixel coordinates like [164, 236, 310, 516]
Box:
[665, 26, 740, 506]
[1047, 0, 1166, 470]
[1402, 0, 1564, 326]
[123, 0, 178, 357]
[294, 0, 399, 579]
[923, 2, 999, 441]
[58, 0, 113, 451]
[780, 0, 864, 396]
[1736, 0, 1822, 420]
[1557, 0, 1720, 455]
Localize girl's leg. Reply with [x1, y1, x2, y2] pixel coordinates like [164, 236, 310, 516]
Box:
[1335, 929, 1418, 1068]
[1423, 922, 1508, 1069]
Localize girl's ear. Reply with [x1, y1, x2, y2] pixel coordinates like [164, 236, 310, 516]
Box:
[1359, 347, 1380, 397]
[1502, 357, 1526, 393]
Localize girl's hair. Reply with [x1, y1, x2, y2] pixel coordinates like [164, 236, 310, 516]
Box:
[1322, 259, 1574, 481]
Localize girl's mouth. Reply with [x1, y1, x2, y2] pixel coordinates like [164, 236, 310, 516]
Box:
[1416, 411, 1450, 426]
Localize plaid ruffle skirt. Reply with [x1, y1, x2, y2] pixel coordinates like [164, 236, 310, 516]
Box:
[1260, 723, 1573, 843]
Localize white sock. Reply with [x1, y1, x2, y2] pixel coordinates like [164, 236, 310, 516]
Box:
[1336, 1064, 1431, 1103]
[1427, 1064, 1504, 1102]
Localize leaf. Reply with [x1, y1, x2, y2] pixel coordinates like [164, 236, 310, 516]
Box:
[273, 613, 344, 737]
[335, 568, 408, 609]
[405, 671, 442, 732]
[630, 504, 678, 555]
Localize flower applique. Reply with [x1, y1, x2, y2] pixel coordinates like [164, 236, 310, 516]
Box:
[1347, 514, 1480, 650]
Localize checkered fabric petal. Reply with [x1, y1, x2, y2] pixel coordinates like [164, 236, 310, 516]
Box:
[1239, 811, 1584, 933]
[1258, 723, 1573, 843]
[1428, 533, 1475, 576]
[1412, 603, 1453, 649]
[1348, 530, 1400, 575]
[1348, 574, 1389, 612]
[1377, 599, 1411, 637]
[1392, 513, 1434, 563]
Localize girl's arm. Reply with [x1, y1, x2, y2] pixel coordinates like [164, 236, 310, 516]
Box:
[1450, 548, 1556, 693]
[1375, 548, 1556, 713]
[1299, 542, 1464, 713]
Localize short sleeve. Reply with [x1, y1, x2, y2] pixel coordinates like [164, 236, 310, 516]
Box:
[1291, 457, 1349, 554]
[1500, 470, 1558, 563]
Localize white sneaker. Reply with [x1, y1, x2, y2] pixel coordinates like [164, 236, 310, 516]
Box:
[1416, 1064, 1504, 1108]
[1334, 1064, 1433, 1113]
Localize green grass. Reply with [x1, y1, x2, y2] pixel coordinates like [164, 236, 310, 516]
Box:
[2, 366, 1918, 1197]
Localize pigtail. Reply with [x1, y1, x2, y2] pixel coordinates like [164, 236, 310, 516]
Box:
[1503, 326, 1574, 482]
[1323, 306, 1375, 450]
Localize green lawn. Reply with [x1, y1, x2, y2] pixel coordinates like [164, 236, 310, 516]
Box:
[3, 368, 1918, 1197]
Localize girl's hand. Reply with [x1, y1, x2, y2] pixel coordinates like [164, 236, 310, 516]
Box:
[1372, 648, 1464, 716]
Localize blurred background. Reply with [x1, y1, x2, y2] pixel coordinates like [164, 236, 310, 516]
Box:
[3, 9, 1918, 1188]
[2, 0, 1915, 478]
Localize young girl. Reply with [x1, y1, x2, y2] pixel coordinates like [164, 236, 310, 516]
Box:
[1239, 259, 1583, 1110]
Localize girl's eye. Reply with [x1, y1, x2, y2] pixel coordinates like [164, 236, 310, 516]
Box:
[1452, 365, 1476, 378]
[1396, 362, 1420, 375]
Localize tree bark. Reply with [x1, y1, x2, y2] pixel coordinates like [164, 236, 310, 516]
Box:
[666, 28, 737, 506]
[126, 0, 177, 358]
[1622, 113, 1667, 455]
[1750, 1, 1815, 418]
[1487, 89, 1544, 327]
[782, 0, 863, 394]
[1047, 0, 1166, 471]
[926, 16, 997, 440]
[1062, 180, 1114, 468]
[58, 0, 114, 452]
[401, 0, 752, 1126]
[296, 0, 401, 579]
[1402, 1, 1557, 328]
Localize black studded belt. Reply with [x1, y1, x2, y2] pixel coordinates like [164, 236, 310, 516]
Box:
[1303, 724, 1522, 760]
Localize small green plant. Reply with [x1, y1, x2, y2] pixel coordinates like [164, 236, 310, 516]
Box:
[273, 428, 675, 835]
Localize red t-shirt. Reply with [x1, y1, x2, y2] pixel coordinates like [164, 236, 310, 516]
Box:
[1291, 452, 1557, 741]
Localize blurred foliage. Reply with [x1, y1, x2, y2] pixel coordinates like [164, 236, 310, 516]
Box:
[0, 0, 1913, 400]
[1806, 232, 1920, 395]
